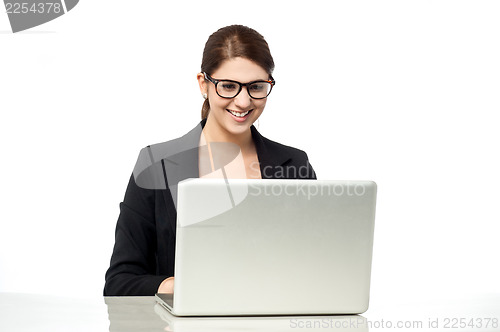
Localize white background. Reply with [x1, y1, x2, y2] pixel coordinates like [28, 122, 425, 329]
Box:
[1, 0, 499, 310]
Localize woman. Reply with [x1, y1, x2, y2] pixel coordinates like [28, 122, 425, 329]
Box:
[104, 25, 316, 296]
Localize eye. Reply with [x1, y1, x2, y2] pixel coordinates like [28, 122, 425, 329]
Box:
[220, 82, 238, 91]
[250, 83, 266, 91]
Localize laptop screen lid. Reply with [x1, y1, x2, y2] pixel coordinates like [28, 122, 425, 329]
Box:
[167, 179, 376, 316]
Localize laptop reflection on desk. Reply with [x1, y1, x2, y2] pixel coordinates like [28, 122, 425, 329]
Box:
[154, 300, 369, 332]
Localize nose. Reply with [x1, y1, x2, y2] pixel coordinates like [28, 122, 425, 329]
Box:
[233, 86, 252, 109]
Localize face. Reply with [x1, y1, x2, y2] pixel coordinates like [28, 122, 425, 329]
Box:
[197, 57, 270, 138]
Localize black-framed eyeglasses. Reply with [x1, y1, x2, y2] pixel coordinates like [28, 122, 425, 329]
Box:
[203, 72, 275, 99]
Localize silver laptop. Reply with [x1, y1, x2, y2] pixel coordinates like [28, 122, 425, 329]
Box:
[156, 179, 377, 316]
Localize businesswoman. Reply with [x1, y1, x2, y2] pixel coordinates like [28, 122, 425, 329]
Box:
[104, 25, 316, 296]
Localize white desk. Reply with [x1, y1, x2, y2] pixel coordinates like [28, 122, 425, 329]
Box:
[0, 293, 498, 331]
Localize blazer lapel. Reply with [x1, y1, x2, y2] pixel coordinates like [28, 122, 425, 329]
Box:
[251, 126, 292, 179]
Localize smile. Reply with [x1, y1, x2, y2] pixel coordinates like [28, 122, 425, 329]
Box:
[227, 109, 252, 118]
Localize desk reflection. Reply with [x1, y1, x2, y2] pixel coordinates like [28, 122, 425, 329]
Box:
[105, 297, 368, 332]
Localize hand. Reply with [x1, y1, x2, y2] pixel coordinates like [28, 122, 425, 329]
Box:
[158, 276, 174, 294]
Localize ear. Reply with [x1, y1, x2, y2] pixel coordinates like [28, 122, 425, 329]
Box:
[197, 72, 207, 95]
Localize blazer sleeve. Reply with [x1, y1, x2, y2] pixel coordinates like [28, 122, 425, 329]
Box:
[103, 173, 169, 296]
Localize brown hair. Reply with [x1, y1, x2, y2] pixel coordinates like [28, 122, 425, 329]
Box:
[200, 25, 275, 119]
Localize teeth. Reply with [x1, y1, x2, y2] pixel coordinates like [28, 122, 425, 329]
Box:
[228, 110, 250, 117]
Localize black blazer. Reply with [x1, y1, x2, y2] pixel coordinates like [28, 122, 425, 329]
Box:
[104, 120, 316, 296]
